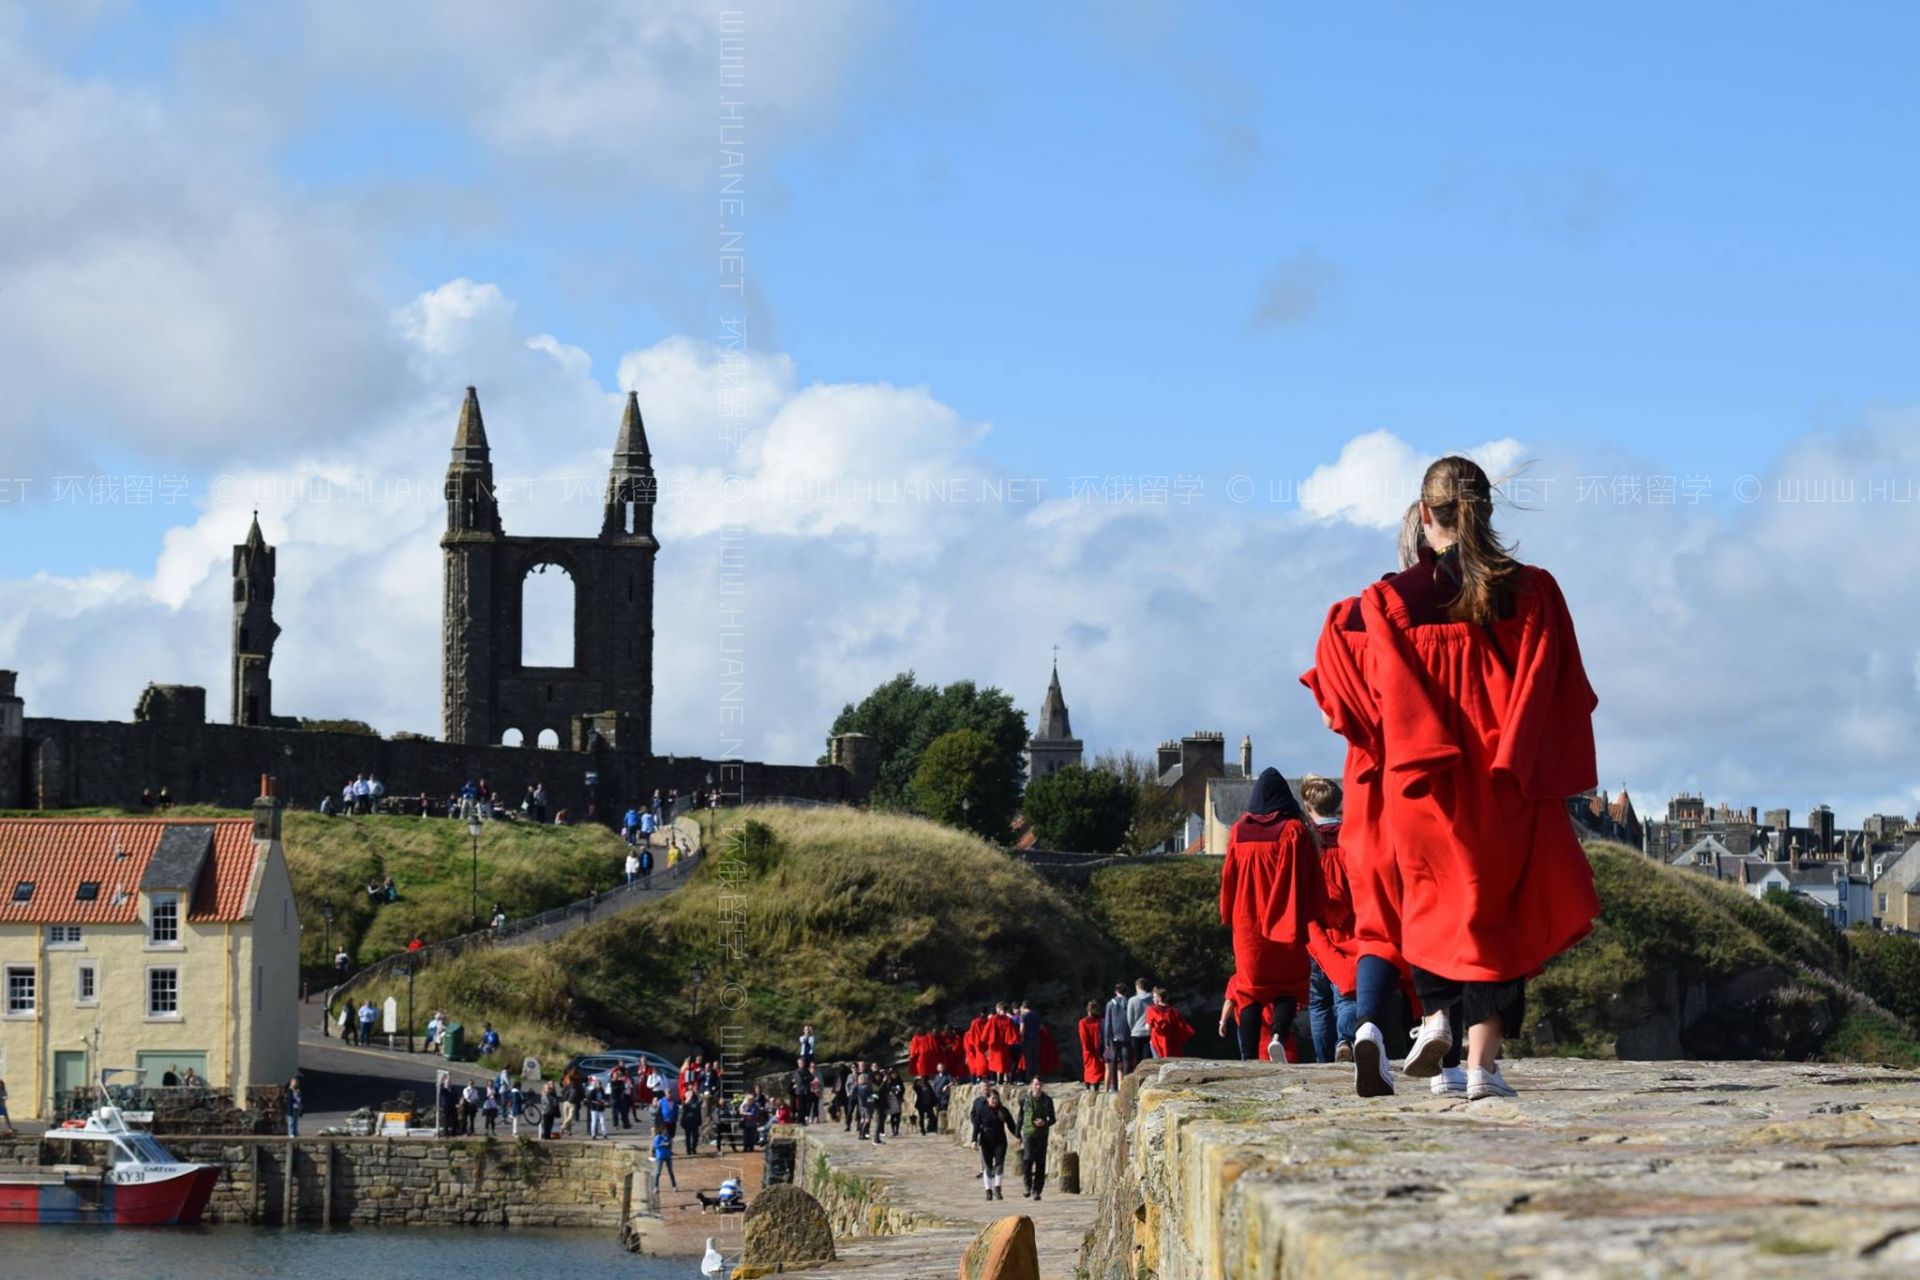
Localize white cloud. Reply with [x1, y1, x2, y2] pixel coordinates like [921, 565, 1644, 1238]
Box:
[1297, 431, 1526, 529]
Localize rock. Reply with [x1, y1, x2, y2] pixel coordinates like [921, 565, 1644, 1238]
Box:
[959, 1214, 1039, 1280]
[1058, 1150, 1080, 1195]
[741, 1183, 836, 1267]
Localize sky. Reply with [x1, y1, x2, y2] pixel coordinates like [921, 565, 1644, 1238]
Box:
[3, 1, 1919, 825]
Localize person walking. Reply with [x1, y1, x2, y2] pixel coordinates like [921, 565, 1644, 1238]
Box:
[586, 1075, 609, 1139]
[1126, 979, 1153, 1070]
[1349, 456, 1601, 1102]
[481, 1085, 501, 1135]
[508, 1080, 525, 1137]
[1300, 775, 1361, 1065]
[797, 1024, 817, 1071]
[1017, 1002, 1045, 1082]
[460, 1081, 481, 1135]
[1145, 988, 1195, 1059]
[884, 1069, 904, 1137]
[358, 998, 379, 1046]
[680, 1087, 703, 1155]
[1077, 1001, 1105, 1090]
[1101, 983, 1131, 1090]
[969, 1087, 1018, 1201]
[624, 848, 639, 885]
[332, 946, 350, 988]
[285, 1078, 303, 1137]
[538, 1081, 559, 1139]
[913, 1075, 938, 1134]
[1219, 767, 1314, 1064]
[650, 1127, 677, 1197]
[1017, 1078, 1056, 1200]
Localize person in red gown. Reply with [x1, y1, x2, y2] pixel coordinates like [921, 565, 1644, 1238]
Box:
[1217, 768, 1314, 1063]
[1298, 775, 1360, 1064]
[1362, 456, 1601, 1102]
[1076, 1001, 1105, 1088]
[1143, 988, 1194, 1059]
[985, 1003, 1020, 1083]
[1301, 503, 1438, 1097]
[964, 1012, 989, 1081]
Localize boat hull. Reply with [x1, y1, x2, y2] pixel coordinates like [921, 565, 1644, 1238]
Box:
[0, 1166, 220, 1225]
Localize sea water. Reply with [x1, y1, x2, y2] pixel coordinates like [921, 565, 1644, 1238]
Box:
[8, 1226, 703, 1279]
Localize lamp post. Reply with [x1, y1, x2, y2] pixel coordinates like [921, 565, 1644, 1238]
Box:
[404, 959, 416, 1055]
[962, 795, 971, 834]
[689, 962, 705, 1016]
[321, 899, 336, 1036]
[467, 815, 483, 933]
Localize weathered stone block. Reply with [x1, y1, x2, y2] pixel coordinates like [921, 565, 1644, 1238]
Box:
[741, 1183, 836, 1267]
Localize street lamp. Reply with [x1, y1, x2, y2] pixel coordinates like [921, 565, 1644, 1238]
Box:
[467, 815, 484, 933]
[962, 795, 971, 832]
[689, 961, 705, 1016]
[404, 959, 417, 1055]
[321, 899, 336, 1037]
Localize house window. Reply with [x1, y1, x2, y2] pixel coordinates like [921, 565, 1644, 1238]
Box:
[76, 961, 98, 1006]
[76, 882, 100, 902]
[11, 881, 32, 903]
[1879, 893, 1890, 914]
[47, 924, 83, 947]
[147, 967, 180, 1018]
[149, 893, 179, 945]
[5, 966, 35, 1016]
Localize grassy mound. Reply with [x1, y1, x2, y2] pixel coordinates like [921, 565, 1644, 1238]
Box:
[360, 805, 1117, 1069]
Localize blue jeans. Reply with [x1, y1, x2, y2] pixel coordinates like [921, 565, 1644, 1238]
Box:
[1354, 954, 1401, 1036]
[1307, 961, 1357, 1062]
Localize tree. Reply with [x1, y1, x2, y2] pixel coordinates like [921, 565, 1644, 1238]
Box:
[910, 729, 1017, 841]
[1023, 765, 1134, 853]
[1095, 750, 1185, 855]
[828, 672, 1028, 810]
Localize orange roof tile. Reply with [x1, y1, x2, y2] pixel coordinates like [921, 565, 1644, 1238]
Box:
[0, 818, 260, 925]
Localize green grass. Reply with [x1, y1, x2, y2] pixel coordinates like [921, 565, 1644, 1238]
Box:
[365, 804, 1118, 1068]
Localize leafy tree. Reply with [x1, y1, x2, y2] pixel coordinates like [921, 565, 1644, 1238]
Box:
[910, 729, 1017, 840]
[828, 672, 1028, 810]
[1095, 750, 1184, 855]
[1023, 764, 1134, 853]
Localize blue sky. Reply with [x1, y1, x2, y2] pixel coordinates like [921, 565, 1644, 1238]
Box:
[4, 2, 1920, 822]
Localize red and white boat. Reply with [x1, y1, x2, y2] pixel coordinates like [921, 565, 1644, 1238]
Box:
[0, 1072, 220, 1226]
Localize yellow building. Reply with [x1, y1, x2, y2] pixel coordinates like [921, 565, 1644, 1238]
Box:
[0, 785, 299, 1119]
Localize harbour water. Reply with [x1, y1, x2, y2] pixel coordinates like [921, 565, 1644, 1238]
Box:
[4, 1226, 702, 1279]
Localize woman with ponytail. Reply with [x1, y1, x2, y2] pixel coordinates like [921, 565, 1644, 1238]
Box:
[1301, 502, 1443, 1098]
[1358, 456, 1600, 1101]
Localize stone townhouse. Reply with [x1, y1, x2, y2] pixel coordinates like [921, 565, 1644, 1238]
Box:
[0, 782, 298, 1119]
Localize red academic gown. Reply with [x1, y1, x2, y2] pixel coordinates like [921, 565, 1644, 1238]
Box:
[1076, 1016, 1105, 1085]
[1220, 813, 1313, 1006]
[937, 1029, 965, 1077]
[1360, 558, 1601, 981]
[1302, 820, 1361, 996]
[963, 1017, 988, 1079]
[985, 1013, 1020, 1077]
[1144, 1002, 1195, 1059]
[1301, 596, 1418, 982]
[1037, 1024, 1061, 1077]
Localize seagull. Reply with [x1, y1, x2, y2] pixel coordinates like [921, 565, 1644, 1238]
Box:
[701, 1237, 725, 1275]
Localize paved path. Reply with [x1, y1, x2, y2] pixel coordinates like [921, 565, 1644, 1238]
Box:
[792, 1115, 1097, 1280]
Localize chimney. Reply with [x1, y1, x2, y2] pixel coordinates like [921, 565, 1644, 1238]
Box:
[252, 773, 282, 844]
[1156, 740, 1180, 778]
[1240, 735, 1252, 778]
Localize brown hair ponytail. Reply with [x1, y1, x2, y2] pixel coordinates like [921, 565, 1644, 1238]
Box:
[1420, 455, 1520, 623]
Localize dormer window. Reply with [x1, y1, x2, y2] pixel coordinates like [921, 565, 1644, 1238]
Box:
[76, 882, 99, 902]
[11, 881, 31, 903]
[149, 893, 180, 945]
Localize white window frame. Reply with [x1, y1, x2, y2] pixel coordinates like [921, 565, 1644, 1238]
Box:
[147, 893, 182, 948]
[145, 965, 182, 1021]
[75, 959, 98, 1007]
[46, 924, 84, 949]
[5, 965, 37, 1018]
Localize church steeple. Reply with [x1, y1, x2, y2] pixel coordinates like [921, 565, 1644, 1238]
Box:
[1026, 653, 1084, 783]
[602, 390, 658, 540]
[444, 386, 501, 536]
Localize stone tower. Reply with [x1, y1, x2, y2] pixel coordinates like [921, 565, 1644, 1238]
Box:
[440, 387, 659, 752]
[1026, 659, 1085, 783]
[231, 512, 282, 727]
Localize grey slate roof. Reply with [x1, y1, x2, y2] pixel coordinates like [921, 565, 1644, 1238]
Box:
[139, 824, 212, 894]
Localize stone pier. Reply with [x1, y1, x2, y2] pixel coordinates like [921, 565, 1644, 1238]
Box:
[1082, 1058, 1920, 1279]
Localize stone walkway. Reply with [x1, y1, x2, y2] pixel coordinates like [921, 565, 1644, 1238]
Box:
[794, 1116, 1099, 1279]
[1099, 1057, 1920, 1279]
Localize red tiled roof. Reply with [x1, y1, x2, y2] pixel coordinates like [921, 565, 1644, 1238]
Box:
[0, 818, 260, 925]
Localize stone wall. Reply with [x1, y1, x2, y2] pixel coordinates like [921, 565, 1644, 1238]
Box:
[1077, 1057, 1920, 1279]
[795, 1127, 952, 1238]
[16, 712, 867, 818]
[0, 1133, 652, 1229]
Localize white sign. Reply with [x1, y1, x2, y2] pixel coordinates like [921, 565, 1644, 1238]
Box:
[521, 1056, 541, 1082]
[122, 1111, 155, 1123]
[382, 997, 399, 1034]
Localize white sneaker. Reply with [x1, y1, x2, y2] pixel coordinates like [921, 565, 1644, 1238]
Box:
[1467, 1066, 1517, 1101]
[1351, 1022, 1394, 1097]
[1266, 1034, 1286, 1064]
[1430, 1066, 1467, 1097]
[1403, 1011, 1453, 1079]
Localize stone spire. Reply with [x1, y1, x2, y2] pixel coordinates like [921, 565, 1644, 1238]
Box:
[1027, 655, 1084, 783]
[603, 390, 658, 539]
[231, 513, 281, 726]
[444, 386, 501, 536]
